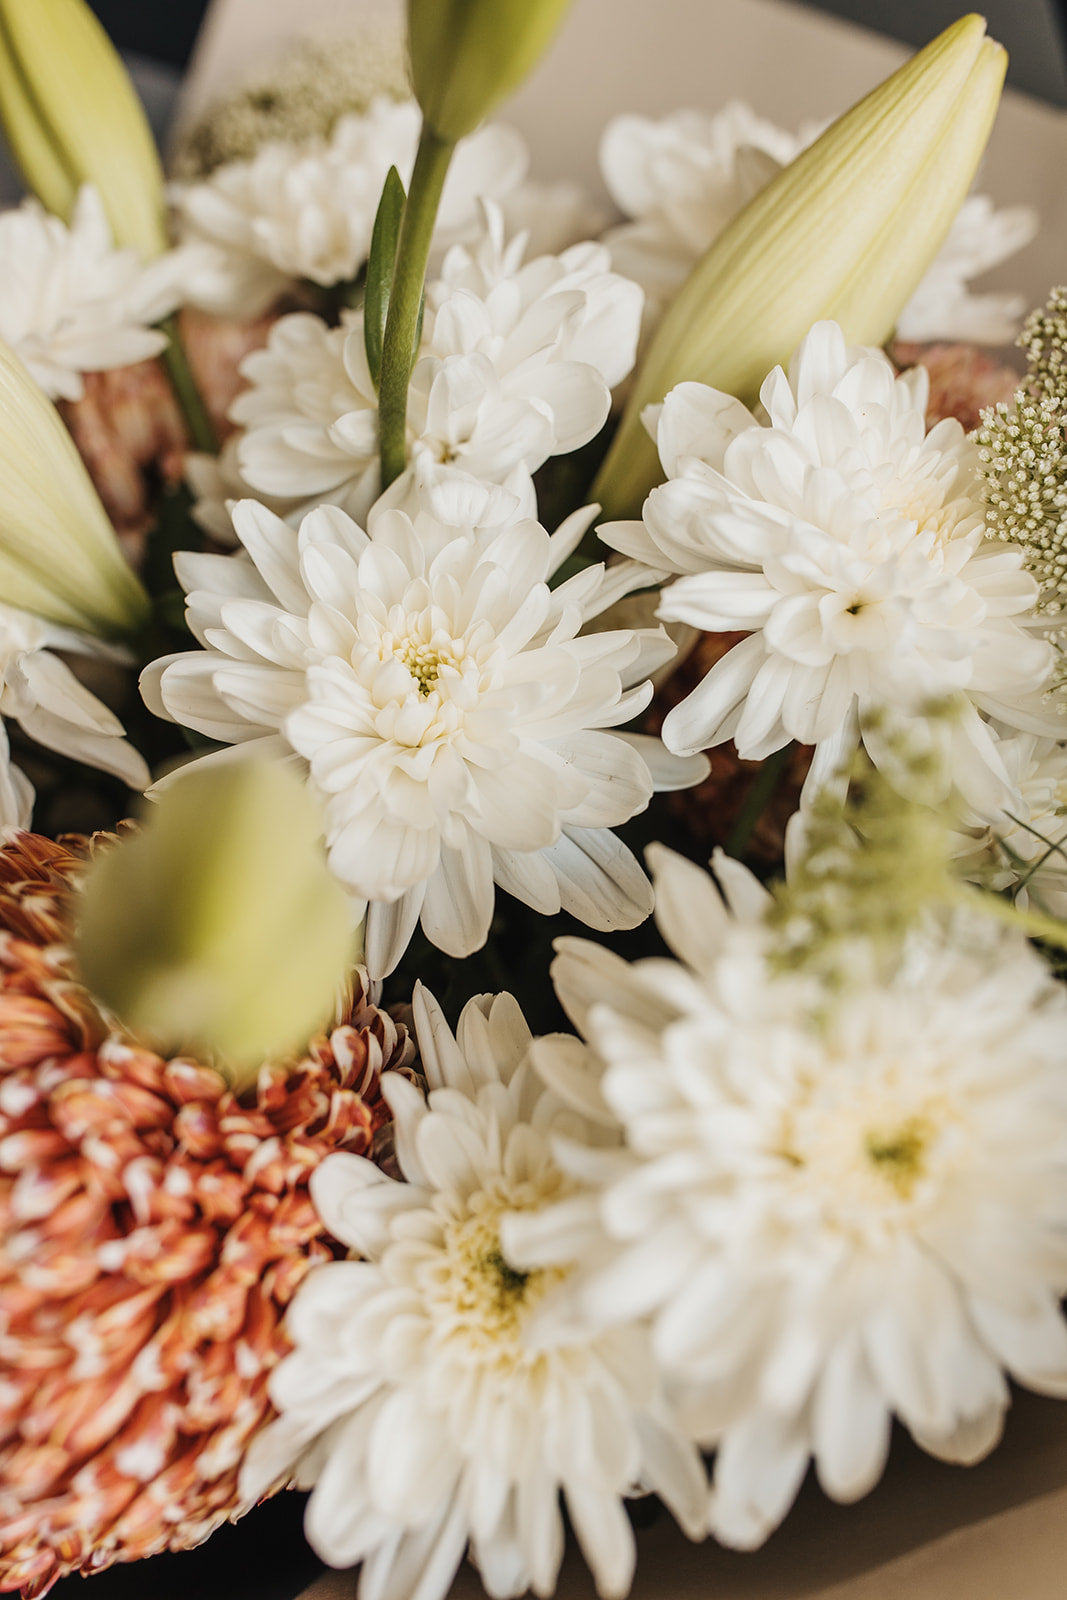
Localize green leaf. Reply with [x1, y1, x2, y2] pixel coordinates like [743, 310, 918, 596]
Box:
[364, 165, 406, 393]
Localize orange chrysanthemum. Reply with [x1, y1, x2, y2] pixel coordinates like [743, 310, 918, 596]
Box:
[0, 832, 415, 1598]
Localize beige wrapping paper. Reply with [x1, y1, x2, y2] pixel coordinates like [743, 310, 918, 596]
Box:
[185, 3, 1067, 1594]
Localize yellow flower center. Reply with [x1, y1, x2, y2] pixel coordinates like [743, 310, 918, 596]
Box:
[395, 636, 461, 697]
[863, 1114, 933, 1199]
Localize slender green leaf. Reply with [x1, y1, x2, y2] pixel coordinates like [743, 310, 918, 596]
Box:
[364, 165, 406, 393]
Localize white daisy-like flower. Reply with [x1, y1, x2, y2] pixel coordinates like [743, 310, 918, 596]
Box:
[0, 187, 178, 402]
[232, 203, 642, 521]
[600, 104, 1036, 347]
[170, 98, 528, 317]
[508, 844, 1067, 1553]
[140, 495, 702, 976]
[0, 603, 150, 827]
[240, 985, 707, 1600]
[951, 726, 1067, 914]
[600, 321, 1061, 815]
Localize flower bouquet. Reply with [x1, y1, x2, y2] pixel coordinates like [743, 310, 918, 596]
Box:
[2, 2, 1067, 1598]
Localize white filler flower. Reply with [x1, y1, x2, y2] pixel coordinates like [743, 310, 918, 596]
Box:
[0, 603, 149, 826]
[170, 99, 528, 317]
[240, 986, 706, 1600]
[232, 203, 642, 522]
[141, 494, 700, 975]
[600, 104, 1036, 346]
[601, 321, 1061, 815]
[0, 187, 178, 401]
[514, 845, 1067, 1553]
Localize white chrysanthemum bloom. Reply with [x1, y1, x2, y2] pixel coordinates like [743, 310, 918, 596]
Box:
[600, 321, 1062, 815]
[951, 726, 1067, 914]
[0, 187, 178, 402]
[508, 845, 1067, 1553]
[241, 986, 707, 1600]
[184, 436, 305, 547]
[600, 105, 1036, 347]
[232, 203, 642, 522]
[894, 195, 1039, 345]
[0, 603, 149, 826]
[170, 98, 528, 317]
[141, 496, 702, 976]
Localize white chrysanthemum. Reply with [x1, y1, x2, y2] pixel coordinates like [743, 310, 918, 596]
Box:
[232, 203, 642, 521]
[0, 603, 149, 826]
[508, 845, 1067, 1554]
[600, 321, 1061, 815]
[952, 726, 1067, 914]
[170, 98, 528, 316]
[240, 986, 707, 1600]
[0, 187, 178, 401]
[600, 105, 1036, 347]
[141, 495, 702, 976]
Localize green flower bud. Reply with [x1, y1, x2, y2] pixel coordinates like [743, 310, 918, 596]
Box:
[408, 0, 572, 143]
[0, 336, 148, 638]
[0, 0, 168, 256]
[74, 761, 362, 1089]
[594, 15, 1007, 520]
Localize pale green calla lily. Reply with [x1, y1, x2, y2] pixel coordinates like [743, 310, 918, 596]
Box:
[0, 0, 167, 256]
[74, 761, 362, 1089]
[0, 336, 148, 638]
[594, 15, 1007, 520]
[408, 0, 572, 143]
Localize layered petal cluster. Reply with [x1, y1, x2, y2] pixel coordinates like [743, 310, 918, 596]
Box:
[951, 726, 1067, 914]
[602, 321, 1060, 814]
[241, 986, 706, 1600]
[0, 187, 178, 401]
[0, 831, 414, 1597]
[232, 203, 643, 523]
[0, 602, 149, 828]
[512, 846, 1067, 1552]
[141, 492, 700, 976]
[599, 104, 1036, 346]
[170, 99, 528, 316]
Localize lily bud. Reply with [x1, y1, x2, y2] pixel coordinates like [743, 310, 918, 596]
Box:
[408, 0, 572, 143]
[0, 0, 167, 256]
[74, 761, 361, 1089]
[594, 15, 1006, 520]
[0, 336, 148, 637]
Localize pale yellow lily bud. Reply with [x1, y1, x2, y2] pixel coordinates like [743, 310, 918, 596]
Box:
[0, 0, 167, 256]
[0, 336, 148, 637]
[594, 15, 1007, 520]
[74, 761, 362, 1089]
[408, 0, 572, 143]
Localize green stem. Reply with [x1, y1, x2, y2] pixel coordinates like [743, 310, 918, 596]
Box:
[726, 743, 794, 859]
[378, 127, 454, 489]
[160, 314, 218, 456]
[961, 887, 1067, 951]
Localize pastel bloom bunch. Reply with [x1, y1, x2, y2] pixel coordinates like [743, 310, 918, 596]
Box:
[2, 4, 1067, 1598]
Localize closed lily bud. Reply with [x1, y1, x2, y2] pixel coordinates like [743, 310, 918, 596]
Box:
[0, 0, 167, 256]
[0, 336, 148, 637]
[74, 761, 362, 1089]
[408, 0, 572, 143]
[594, 14, 1006, 519]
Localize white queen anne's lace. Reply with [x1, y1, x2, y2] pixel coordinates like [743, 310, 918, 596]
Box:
[240, 986, 707, 1600]
[601, 321, 1061, 816]
[508, 845, 1067, 1552]
[141, 491, 702, 976]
